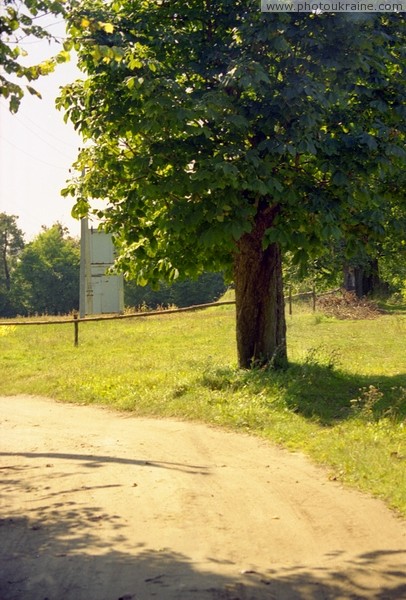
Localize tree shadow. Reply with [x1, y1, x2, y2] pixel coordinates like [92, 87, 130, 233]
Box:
[1, 505, 405, 600]
[281, 364, 406, 425]
[0, 451, 209, 474]
[377, 300, 406, 314]
[1, 428, 406, 600]
[199, 364, 406, 425]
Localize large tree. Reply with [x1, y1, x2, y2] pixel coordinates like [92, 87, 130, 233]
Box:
[59, 4, 405, 368]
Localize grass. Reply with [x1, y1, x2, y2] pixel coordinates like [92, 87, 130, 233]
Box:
[0, 303, 405, 516]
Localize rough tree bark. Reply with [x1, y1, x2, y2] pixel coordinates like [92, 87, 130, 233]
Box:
[344, 259, 387, 298]
[233, 205, 287, 369]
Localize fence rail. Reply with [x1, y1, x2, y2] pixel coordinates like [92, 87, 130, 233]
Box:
[0, 300, 237, 346]
[0, 300, 236, 327]
[0, 289, 341, 346]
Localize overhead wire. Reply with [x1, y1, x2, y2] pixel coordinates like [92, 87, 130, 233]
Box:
[0, 105, 79, 161]
[0, 136, 75, 171]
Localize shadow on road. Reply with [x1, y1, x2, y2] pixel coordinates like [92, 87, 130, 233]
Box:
[1, 499, 405, 600]
[0, 451, 209, 474]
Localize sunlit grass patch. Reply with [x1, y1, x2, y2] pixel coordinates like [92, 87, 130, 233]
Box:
[0, 304, 405, 515]
[0, 325, 16, 337]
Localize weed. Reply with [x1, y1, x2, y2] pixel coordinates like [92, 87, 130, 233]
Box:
[351, 385, 406, 423]
[350, 385, 384, 421]
[303, 345, 341, 371]
[313, 313, 332, 325]
[384, 387, 406, 421]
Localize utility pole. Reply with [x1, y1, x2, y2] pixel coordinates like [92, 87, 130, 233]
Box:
[79, 217, 93, 317]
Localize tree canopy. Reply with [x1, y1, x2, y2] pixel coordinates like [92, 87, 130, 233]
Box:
[0, 0, 71, 112]
[57, 4, 405, 367]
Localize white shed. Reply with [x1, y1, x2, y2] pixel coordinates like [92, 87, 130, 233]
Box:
[79, 218, 124, 317]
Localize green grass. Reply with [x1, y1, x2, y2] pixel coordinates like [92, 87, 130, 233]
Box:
[0, 304, 405, 516]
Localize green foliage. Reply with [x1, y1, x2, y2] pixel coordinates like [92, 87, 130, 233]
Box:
[124, 272, 226, 309]
[14, 223, 80, 315]
[0, 0, 72, 112]
[59, 7, 405, 281]
[378, 237, 406, 297]
[0, 213, 25, 316]
[283, 252, 342, 295]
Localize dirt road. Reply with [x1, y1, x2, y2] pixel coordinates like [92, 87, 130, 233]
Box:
[0, 395, 405, 600]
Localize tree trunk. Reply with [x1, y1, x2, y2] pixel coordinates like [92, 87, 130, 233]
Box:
[354, 259, 385, 298]
[233, 209, 287, 369]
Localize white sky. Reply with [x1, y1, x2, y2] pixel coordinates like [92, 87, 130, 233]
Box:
[0, 20, 83, 241]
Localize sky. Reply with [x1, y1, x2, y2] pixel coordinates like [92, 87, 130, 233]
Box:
[0, 20, 83, 241]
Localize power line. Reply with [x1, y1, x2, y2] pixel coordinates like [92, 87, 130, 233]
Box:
[0, 100, 78, 148]
[0, 136, 74, 171]
[2, 107, 79, 160]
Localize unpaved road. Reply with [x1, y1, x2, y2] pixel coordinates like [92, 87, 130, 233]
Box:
[0, 396, 405, 600]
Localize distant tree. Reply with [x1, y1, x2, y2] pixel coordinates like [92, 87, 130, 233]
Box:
[341, 164, 406, 298]
[0, 213, 25, 316]
[124, 272, 226, 309]
[16, 223, 79, 314]
[0, 213, 24, 291]
[169, 273, 227, 308]
[124, 279, 171, 309]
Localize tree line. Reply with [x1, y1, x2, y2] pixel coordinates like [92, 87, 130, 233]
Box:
[1, 212, 404, 319]
[0, 214, 227, 317]
[0, 216, 80, 317]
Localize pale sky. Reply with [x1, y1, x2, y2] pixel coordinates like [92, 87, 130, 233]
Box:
[0, 20, 83, 241]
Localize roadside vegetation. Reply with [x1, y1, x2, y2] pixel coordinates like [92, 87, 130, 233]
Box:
[0, 299, 405, 516]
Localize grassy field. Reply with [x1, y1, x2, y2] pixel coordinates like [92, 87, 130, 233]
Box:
[1, 300, 405, 515]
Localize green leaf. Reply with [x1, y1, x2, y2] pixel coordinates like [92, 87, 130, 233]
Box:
[26, 86, 41, 98]
[99, 22, 114, 34]
[56, 50, 71, 64]
[129, 58, 143, 70]
[386, 144, 406, 159]
[332, 171, 349, 187]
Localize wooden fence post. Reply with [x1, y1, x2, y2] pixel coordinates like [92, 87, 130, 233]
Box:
[74, 312, 79, 347]
[312, 283, 316, 312]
